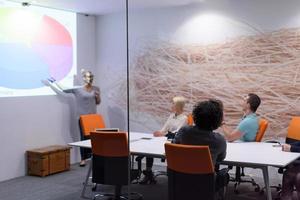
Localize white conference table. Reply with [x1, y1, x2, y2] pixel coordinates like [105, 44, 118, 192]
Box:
[69, 132, 300, 200]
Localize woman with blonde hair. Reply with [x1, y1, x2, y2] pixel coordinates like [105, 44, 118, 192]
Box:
[139, 96, 188, 184]
[43, 69, 100, 167]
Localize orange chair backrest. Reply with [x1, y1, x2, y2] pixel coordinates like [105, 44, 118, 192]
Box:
[90, 131, 129, 157]
[287, 116, 300, 141]
[187, 114, 194, 126]
[165, 143, 214, 174]
[255, 118, 269, 142]
[80, 114, 106, 136]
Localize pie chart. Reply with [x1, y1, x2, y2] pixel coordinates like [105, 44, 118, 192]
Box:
[0, 8, 73, 89]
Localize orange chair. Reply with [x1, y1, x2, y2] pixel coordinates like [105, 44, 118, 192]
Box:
[285, 116, 300, 144]
[187, 114, 194, 126]
[255, 118, 269, 142]
[90, 131, 142, 200]
[165, 143, 226, 200]
[79, 114, 106, 137]
[233, 118, 269, 194]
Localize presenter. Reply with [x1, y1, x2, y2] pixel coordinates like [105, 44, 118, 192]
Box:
[138, 96, 187, 184]
[43, 70, 100, 167]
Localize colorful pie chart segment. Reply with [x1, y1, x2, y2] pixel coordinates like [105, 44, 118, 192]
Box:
[0, 8, 73, 89]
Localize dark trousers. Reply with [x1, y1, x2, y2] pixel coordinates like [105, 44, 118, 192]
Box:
[146, 157, 154, 169]
[136, 156, 154, 170]
[215, 168, 230, 191]
[79, 120, 91, 160]
[281, 164, 300, 200]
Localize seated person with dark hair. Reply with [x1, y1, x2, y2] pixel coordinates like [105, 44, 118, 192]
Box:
[173, 99, 226, 166]
[281, 143, 300, 200]
[221, 93, 261, 142]
[173, 99, 228, 194]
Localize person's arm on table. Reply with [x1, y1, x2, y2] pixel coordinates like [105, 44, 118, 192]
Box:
[282, 142, 300, 152]
[153, 130, 166, 137]
[153, 115, 171, 137]
[221, 123, 243, 142]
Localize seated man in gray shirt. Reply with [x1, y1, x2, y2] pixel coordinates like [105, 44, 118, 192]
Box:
[173, 99, 228, 194]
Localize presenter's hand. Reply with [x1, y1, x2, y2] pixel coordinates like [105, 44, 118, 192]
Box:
[95, 91, 101, 104]
[48, 77, 56, 83]
[41, 79, 50, 86]
[153, 131, 164, 137]
[282, 144, 291, 152]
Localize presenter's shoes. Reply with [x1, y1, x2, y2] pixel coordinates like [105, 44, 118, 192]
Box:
[79, 160, 86, 167]
[139, 170, 157, 185]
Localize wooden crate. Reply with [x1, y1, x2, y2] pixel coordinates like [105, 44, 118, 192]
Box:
[27, 145, 71, 177]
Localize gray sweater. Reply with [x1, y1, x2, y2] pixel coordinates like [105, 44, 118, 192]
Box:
[173, 126, 227, 166]
[64, 86, 100, 116]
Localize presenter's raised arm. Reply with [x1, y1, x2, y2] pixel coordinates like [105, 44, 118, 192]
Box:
[41, 79, 72, 97]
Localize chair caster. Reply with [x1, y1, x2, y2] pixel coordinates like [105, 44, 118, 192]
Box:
[254, 186, 260, 192]
[276, 184, 282, 191]
[92, 183, 97, 191]
[259, 190, 264, 195]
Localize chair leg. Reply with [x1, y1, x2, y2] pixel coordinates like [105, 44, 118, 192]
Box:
[233, 167, 241, 194]
[81, 160, 93, 198]
[231, 167, 260, 194]
[216, 186, 227, 200]
[115, 185, 122, 198]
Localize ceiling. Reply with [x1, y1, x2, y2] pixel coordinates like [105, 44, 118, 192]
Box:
[6, 0, 205, 15]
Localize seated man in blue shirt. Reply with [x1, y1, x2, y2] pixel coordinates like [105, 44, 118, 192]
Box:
[221, 93, 261, 142]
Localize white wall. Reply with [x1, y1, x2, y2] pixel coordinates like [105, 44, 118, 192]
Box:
[77, 14, 97, 74]
[0, 14, 96, 182]
[95, 0, 300, 134]
[95, 11, 128, 131]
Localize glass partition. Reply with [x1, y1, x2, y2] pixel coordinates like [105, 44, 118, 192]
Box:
[126, 0, 300, 199]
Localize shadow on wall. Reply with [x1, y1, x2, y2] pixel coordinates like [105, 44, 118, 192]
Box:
[107, 106, 126, 131]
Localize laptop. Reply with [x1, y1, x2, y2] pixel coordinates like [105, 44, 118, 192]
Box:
[95, 128, 120, 132]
